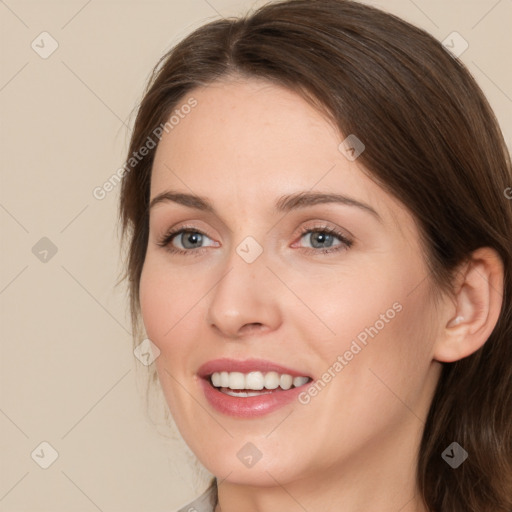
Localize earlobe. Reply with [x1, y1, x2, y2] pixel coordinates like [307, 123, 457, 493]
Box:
[433, 247, 504, 363]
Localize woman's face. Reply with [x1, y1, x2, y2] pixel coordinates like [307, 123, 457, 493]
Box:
[139, 78, 444, 489]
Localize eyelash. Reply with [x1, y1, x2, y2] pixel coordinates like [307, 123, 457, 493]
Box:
[156, 224, 353, 257]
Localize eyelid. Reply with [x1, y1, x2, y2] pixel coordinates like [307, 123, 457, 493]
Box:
[156, 224, 217, 249]
[294, 221, 353, 241]
[292, 223, 353, 254]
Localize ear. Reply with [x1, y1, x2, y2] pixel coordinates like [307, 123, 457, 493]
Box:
[433, 247, 504, 363]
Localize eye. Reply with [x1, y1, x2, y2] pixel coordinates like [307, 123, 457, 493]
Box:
[156, 226, 218, 256]
[294, 225, 353, 255]
[156, 224, 353, 256]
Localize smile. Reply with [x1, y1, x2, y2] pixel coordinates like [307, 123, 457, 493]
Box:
[210, 370, 310, 392]
[197, 358, 313, 418]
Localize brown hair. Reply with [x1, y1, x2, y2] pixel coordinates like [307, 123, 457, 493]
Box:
[118, 0, 512, 509]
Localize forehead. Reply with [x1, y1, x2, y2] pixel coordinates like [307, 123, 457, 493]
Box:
[149, 78, 409, 231]
[152, 77, 340, 185]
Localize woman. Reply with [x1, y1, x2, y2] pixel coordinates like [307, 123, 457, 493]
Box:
[118, 0, 512, 510]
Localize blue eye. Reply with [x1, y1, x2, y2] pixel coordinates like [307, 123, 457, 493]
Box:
[157, 225, 353, 256]
[157, 228, 216, 256]
[295, 226, 353, 254]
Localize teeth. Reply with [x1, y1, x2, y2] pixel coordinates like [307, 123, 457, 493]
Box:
[209, 371, 310, 391]
[246, 371, 265, 390]
[229, 372, 246, 389]
[293, 376, 309, 387]
[265, 371, 280, 389]
[211, 372, 222, 387]
[222, 389, 274, 398]
[280, 374, 293, 390]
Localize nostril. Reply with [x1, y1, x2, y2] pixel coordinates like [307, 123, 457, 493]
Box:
[241, 323, 265, 334]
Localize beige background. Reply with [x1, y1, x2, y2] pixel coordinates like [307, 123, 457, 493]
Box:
[1, 0, 511, 510]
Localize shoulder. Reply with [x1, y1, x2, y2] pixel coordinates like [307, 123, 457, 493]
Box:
[174, 479, 218, 512]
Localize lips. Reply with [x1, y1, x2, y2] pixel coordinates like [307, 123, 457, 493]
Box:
[197, 358, 313, 418]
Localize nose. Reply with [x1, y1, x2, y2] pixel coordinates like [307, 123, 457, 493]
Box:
[205, 247, 282, 340]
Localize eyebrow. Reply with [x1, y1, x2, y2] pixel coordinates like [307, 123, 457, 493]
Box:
[149, 190, 381, 222]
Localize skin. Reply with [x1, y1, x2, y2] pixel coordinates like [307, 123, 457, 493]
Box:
[139, 77, 504, 512]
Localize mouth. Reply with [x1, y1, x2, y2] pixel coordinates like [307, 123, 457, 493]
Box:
[197, 358, 314, 417]
[206, 371, 312, 397]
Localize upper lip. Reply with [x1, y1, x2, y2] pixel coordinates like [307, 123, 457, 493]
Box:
[197, 358, 312, 379]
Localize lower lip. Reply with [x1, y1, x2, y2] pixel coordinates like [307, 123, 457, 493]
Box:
[199, 378, 309, 418]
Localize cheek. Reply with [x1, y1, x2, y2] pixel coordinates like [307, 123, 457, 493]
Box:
[139, 262, 167, 344]
[139, 258, 202, 416]
[295, 255, 435, 381]
[288, 264, 402, 350]
[139, 254, 205, 344]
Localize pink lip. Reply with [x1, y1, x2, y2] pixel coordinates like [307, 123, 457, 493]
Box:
[196, 358, 313, 418]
